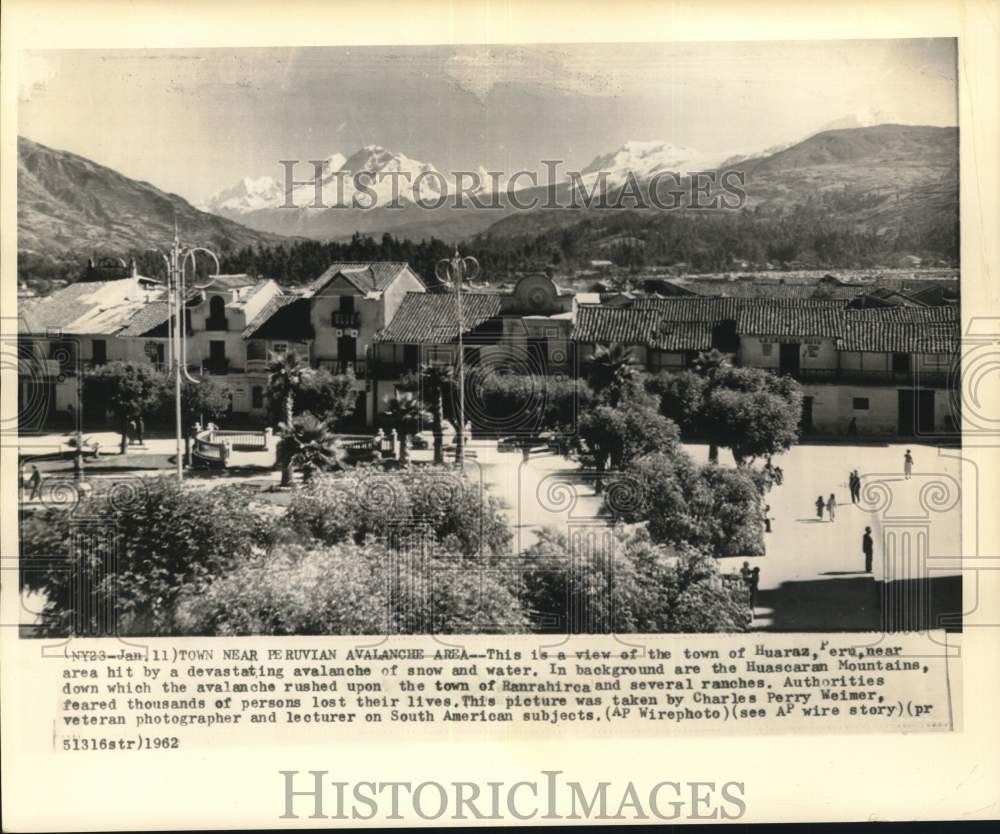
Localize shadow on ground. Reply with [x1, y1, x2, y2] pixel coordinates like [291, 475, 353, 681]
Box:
[756, 575, 962, 632]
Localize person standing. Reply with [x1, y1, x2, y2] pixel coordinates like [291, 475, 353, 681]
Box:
[27, 465, 42, 501]
[849, 470, 861, 504]
[863, 526, 874, 573]
[815, 495, 825, 521]
[136, 415, 145, 446]
[904, 449, 914, 480]
[749, 567, 761, 608]
[763, 504, 772, 533]
[827, 493, 837, 521]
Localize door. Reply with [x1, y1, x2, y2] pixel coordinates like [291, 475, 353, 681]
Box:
[917, 390, 935, 434]
[209, 340, 226, 373]
[337, 336, 357, 362]
[800, 396, 814, 433]
[779, 342, 800, 376]
[92, 339, 107, 366]
[898, 389, 915, 435]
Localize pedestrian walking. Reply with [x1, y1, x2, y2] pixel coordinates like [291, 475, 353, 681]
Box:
[815, 495, 825, 521]
[749, 567, 760, 608]
[127, 418, 137, 446]
[136, 415, 145, 445]
[27, 465, 42, 501]
[848, 416, 858, 436]
[849, 470, 861, 503]
[827, 493, 837, 521]
[763, 504, 772, 533]
[862, 526, 874, 573]
[848, 471, 857, 503]
[904, 449, 914, 480]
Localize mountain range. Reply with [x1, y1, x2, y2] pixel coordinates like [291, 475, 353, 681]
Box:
[17, 118, 958, 283]
[17, 136, 287, 261]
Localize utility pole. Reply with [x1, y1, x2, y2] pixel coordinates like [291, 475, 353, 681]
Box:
[150, 220, 221, 482]
[435, 249, 480, 468]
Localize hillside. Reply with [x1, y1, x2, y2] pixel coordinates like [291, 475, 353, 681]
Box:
[474, 125, 958, 268]
[17, 136, 290, 283]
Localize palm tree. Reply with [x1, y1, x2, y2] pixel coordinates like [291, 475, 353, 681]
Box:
[383, 393, 430, 464]
[267, 349, 314, 486]
[277, 413, 340, 483]
[419, 363, 455, 465]
[588, 343, 639, 406]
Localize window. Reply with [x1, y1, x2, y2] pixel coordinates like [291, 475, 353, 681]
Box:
[853, 397, 870, 411]
[207, 295, 228, 330]
[761, 341, 773, 357]
[246, 340, 266, 361]
[806, 343, 820, 358]
[272, 342, 288, 355]
[340, 296, 355, 313]
[892, 352, 911, 373]
[92, 339, 107, 365]
[251, 386, 264, 409]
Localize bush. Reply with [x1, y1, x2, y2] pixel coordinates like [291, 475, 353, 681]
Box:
[175, 542, 530, 635]
[285, 464, 512, 558]
[20, 479, 274, 636]
[518, 527, 751, 633]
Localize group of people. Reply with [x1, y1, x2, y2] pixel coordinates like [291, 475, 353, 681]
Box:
[814, 493, 838, 521]
[126, 416, 145, 446]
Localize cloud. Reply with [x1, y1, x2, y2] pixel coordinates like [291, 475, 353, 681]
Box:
[444, 46, 624, 100]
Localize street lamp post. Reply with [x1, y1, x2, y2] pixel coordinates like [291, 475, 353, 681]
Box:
[150, 225, 220, 482]
[435, 249, 480, 468]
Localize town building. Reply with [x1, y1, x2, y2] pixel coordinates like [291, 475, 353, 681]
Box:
[17, 261, 961, 437]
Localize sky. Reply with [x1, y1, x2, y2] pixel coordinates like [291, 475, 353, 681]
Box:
[18, 39, 957, 205]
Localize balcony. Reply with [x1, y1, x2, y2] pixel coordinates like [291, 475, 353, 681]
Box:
[332, 311, 361, 328]
[202, 359, 231, 376]
[793, 368, 954, 387]
[317, 358, 367, 379]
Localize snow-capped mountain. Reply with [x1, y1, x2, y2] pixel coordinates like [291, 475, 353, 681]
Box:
[204, 146, 449, 215]
[577, 140, 728, 188]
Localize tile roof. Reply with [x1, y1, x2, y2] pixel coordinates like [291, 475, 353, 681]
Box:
[635, 296, 745, 321]
[203, 274, 257, 290]
[374, 292, 503, 344]
[117, 302, 171, 337]
[573, 306, 662, 346]
[736, 301, 846, 338]
[308, 262, 421, 295]
[841, 307, 959, 353]
[243, 295, 314, 340]
[17, 279, 167, 336]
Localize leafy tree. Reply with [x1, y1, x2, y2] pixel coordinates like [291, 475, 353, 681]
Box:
[383, 393, 430, 464]
[83, 361, 167, 454]
[576, 403, 680, 487]
[20, 479, 274, 636]
[158, 377, 230, 462]
[611, 451, 765, 558]
[646, 369, 707, 435]
[701, 366, 803, 465]
[276, 413, 340, 482]
[518, 527, 751, 633]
